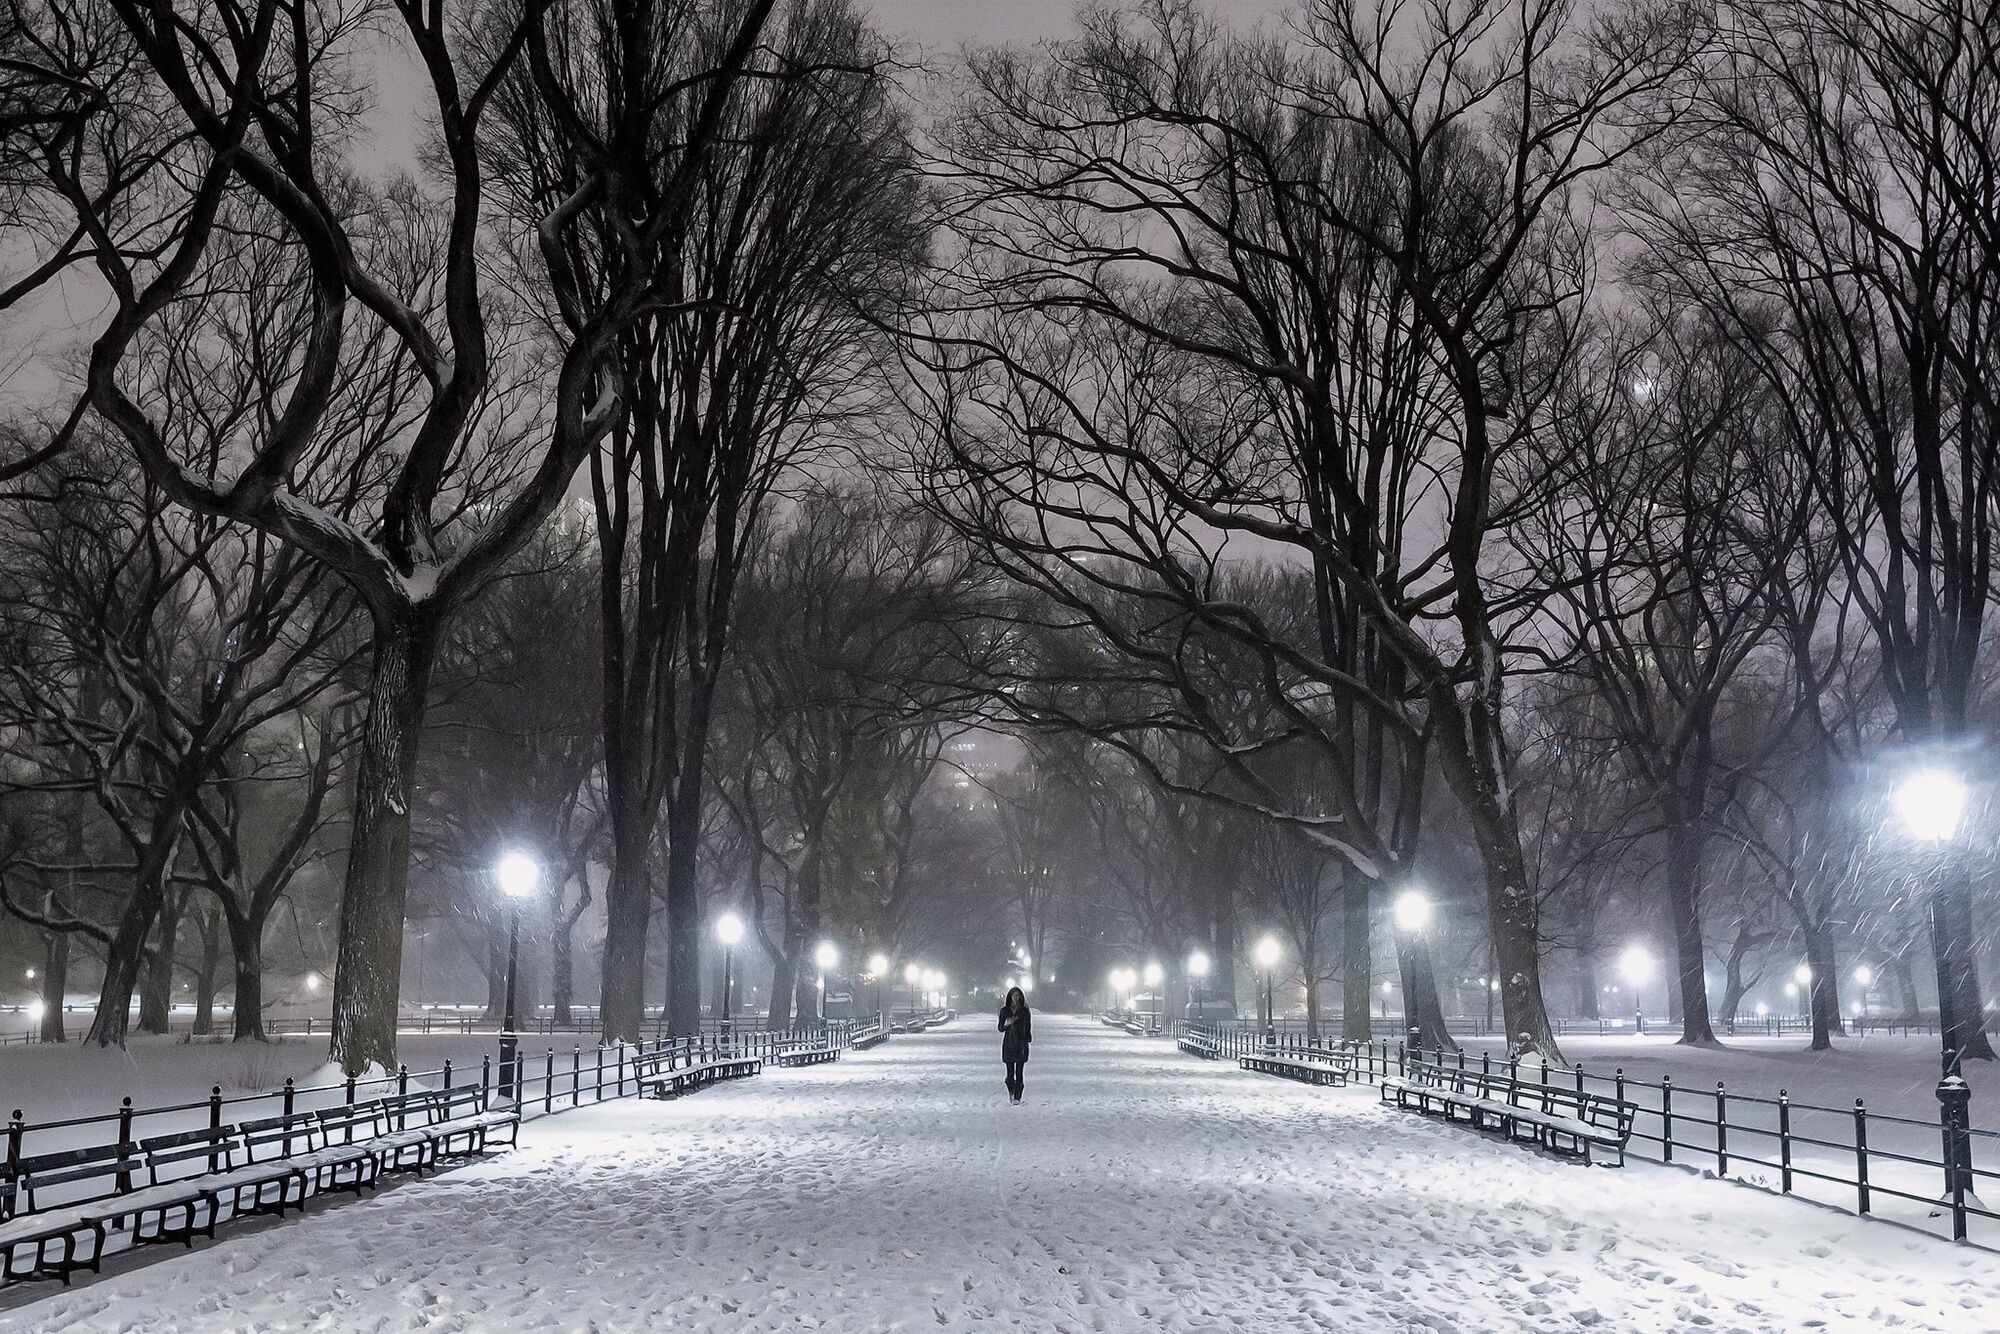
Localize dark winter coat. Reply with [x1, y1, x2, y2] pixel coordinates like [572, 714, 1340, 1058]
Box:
[999, 1004, 1032, 1064]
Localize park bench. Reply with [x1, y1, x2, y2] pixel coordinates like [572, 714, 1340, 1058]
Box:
[318, 1099, 435, 1177]
[1176, 1032, 1221, 1060]
[1381, 1061, 1634, 1166]
[775, 1043, 840, 1068]
[1240, 1048, 1351, 1087]
[1, 1142, 147, 1284]
[140, 1124, 307, 1224]
[851, 1026, 890, 1050]
[647, 1055, 762, 1098]
[240, 1110, 382, 1197]
[424, 1086, 520, 1158]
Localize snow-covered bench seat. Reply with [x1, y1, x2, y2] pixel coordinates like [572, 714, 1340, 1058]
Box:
[851, 1026, 891, 1050]
[776, 1044, 841, 1068]
[647, 1056, 762, 1098]
[2, 1124, 308, 1285]
[1241, 1048, 1351, 1087]
[1382, 1063, 1633, 1166]
[1177, 1033, 1221, 1060]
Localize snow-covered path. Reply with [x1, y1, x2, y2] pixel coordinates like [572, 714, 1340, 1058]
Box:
[6, 1015, 1996, 1333]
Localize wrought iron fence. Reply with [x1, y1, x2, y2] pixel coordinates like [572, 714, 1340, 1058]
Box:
[1160, 1017, 1994, 1245]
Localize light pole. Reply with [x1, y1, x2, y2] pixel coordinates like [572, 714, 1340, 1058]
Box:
[814, 940, 839, 1030]
[716, 912, 745, 1050]
[1253, 936, 1281, 1049]
[903, 962, 921, 1018]
[1619, 944, 1656, 1034]
[1392, 889, 1431, 1053]
[1793, 963, 1814, 1022]
[494, 851, 540, 1105]
[1188, 950, 1210, 1023]
[868, 953, 889, 1027]
[1853, 965, 1874, 1022]
[1143, 961, 1164, 1034]
[1894, 767, 1975, 1079]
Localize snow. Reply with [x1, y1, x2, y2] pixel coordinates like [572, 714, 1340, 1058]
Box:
[6, 1016, 1999, 1332]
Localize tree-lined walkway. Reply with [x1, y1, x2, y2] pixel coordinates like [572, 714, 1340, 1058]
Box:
[7, 1017, 1996, 1332]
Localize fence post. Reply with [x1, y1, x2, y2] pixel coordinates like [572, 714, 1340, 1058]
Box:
[345, 1071, 357, 1108]
[481, 1054, 493, 1110]
[5, 1109, 21, 1178]
[396, 1064, 409, 1128]
[282, 1077, 296, 1120]
[1715, 1083, 1729, 1177]
[209, 1085, 224, 1173]
[572, 1047, 582, 1108]
[1938, 1075, 1972, 1242]
[116, 1097, 135, 1193]
[545, 1049, 555, 1115]
[1854, 1098, 1871, 1216]
[1778, 1090, 1793, 1194]
[1660, 1075, 1674, 1163]
[596, 1046, 605, 1103]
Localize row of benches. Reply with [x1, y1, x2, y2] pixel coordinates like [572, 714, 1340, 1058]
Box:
[1382, 1061, 1634, 1166]
[641, 1038, 845, 1099]
[1240, 1048, 1352, 1087]
[1, 1086, 518, 1285]
[1177, 1033, 1632, 1168]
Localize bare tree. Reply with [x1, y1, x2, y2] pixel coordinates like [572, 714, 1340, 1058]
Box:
[1632, 0, 2000, 1061]
[913, 0, 1707, 1059]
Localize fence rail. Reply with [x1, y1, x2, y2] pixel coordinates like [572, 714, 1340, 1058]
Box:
[1156, 1016, 1994, 1246]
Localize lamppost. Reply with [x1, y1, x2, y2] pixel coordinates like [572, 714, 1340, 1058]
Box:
[1619, 944, 1655, 1034]
[868, 953, 889, 1026]
[1142, 961, 1164, 1034]
[1188, 950, 1210, 1022]
[903, 962, 921, 1017]
[1793, 963, 1814, 1021]
[494, 851, 540, 1105]
[1392, 889, 1432, 1053]
[1253, 936, 1281, 1049]
[1894, 767, 1973, 1080]
[814, 940, 839, 1029]
[1853, 965, 1874, 1022]
[716, 912, 745, 1050]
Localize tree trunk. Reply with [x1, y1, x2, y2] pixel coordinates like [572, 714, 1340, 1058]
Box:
[1663, 816, 1718, 1045]
[85, 796, 191, 1046]
[1463, 790, 1560, 1060]
[662, 776, 705, 1036]
[1578, 945, 1601, 1022]
[225, 909, 267, 1041]
[1932, 862, 1996, 1061]
[139, 883, 189, 1036]
[597, 831, 651, 1044]
[38, 922, 68, 1043]
[1892, 952, 1921, 1022]
[1719, 925, 1761, 1028]
[192, 906, 222, 1037]
[329, 613, 441, 1074]
[1399, 932, 1457, 1053]
[1804, 919, 1843, 1050]
[1303, 970, 1321, 1041]
[483, 928, 506, 1023]
[1210, 882, 1238, 1014]
[1341, 867, 1371, 1042]
[766, 946, 799, 1030]
[552, 903, 576, 1026]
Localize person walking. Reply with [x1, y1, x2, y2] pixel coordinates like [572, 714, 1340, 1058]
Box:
[999, 986, 1033, 1104]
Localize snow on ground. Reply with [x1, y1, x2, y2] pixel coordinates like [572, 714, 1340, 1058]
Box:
[5, 1016, 1997, 1333]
